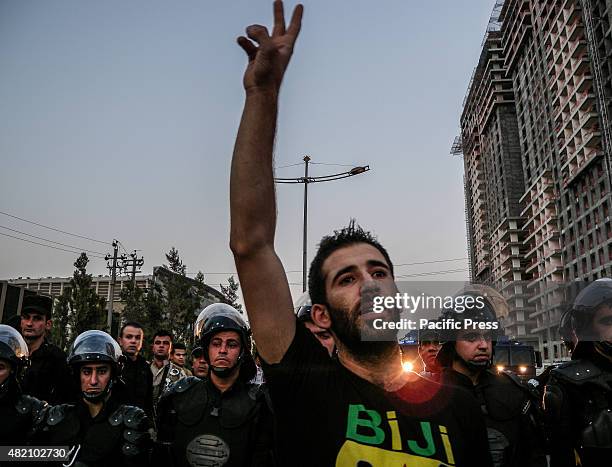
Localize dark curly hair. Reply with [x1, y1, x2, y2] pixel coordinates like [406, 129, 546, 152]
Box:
[307, 220, 394, 307]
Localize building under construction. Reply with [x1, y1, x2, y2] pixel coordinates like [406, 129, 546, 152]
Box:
[457, 0, 612, 362]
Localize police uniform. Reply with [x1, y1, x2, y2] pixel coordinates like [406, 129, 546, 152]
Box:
[34, 393, 151, 466]
[155, 303, 276, 467]
[441, 368, 546, 467]
[33, 330, 152, 466]
[436, 288, 547, 467]
[544, 347, 612, 467]
[155, 376, 274, 467]
[0, 324, 49, 445]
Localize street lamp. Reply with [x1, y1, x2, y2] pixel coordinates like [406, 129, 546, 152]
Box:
[274, 156, 371, 292]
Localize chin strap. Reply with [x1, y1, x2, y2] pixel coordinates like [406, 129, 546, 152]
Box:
[455, 349, 491, 373]
[207, 345, 245, 379]
[82, 379, 114, 404]
[210, 362, 240, 378]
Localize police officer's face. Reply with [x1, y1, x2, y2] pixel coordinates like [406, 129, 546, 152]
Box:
[455, 330, 493, 366]
[593, 304, 612, 342]
[0, 359, 11, 385]
[119, 326, 143, 356]
[192, 354, 209, 378]
[20, 312, 51, 340]
[153, 336, 172, 359]
[172, 349, 187, 367]
[80, 363, 111, 396]
[303, 321, 335, 356]
[208, 331, 241, 369]
[313, 243, 398, 348]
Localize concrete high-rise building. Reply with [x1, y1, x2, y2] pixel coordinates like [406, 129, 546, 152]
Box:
[456, 0, 612, 362]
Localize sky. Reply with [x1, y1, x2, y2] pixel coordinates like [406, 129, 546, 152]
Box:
[0, 0, 494, 300]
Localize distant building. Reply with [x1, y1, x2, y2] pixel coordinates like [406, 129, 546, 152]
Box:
[6, 268, 226, 315]
[456, 0, 612, 363]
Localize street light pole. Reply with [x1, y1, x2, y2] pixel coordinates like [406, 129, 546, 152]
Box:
[275, 157, 370, 292]
[302, 156, 310, 292]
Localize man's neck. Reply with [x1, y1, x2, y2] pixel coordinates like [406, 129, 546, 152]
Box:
[451, 360, 482, 385]
[337, 343, 413, 391]
[210, 369, 240, 393]
[26, 336, 45, 354]
[128, 353, 138, 362]
[83, 398, 104, 418]
[153, 357, 167, 369]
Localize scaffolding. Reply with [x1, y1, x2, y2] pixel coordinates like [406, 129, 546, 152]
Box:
[450, 135, 463, 156]
[481, 0, 506, 46]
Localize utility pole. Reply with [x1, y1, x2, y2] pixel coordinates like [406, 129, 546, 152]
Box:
[302, 156, 310, 292]
[105, 240, 126, 331]
[123, 250, 144, 286]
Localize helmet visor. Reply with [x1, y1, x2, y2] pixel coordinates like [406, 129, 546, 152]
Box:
[69, 330, 122, 363]
[0, 325, 28, 359]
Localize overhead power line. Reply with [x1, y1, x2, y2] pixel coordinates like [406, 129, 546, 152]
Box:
[195, 258, 468, 276]
[396, 268, 469, 279]
[0, 210, 110, 245]
[394, 258, 468, 267]
[0, 225, 106, 256]
[274, 162, 304, 169]
[0, 231, 106, 259]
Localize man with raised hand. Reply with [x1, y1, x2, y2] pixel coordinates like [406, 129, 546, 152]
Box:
[230, 2, 491, 465]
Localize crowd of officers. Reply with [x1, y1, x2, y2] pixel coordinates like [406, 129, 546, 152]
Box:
[0, 280, 611, 466]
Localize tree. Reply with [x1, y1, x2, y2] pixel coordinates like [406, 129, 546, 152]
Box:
[50, 289, 71, 352]
[220, 276, 243, 312]
[165, 247, 186, 275]
[120, 282, 147, 324]
[160, 248, 202, 344]
[194, 271, 205, 284]
[51, 253, 107, 349]
[68, 253, 107, 337]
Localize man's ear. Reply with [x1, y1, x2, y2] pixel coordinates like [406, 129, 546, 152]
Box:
[45, 319, 52, 332]
[311, 303, 332, 330]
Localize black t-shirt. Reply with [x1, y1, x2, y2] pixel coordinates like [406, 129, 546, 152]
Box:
[262, 323, 492, 467]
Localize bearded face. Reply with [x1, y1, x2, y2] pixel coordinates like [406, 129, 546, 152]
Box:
[328, 301, 399, 359]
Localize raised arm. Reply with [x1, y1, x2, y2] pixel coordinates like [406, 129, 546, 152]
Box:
[230, 1, 303, 364]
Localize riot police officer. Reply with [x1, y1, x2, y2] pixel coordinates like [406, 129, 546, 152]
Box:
[544, 279, 612, 466]
[35, 330, 152, 466]
[436, 288, 546, 467]
[295, 291, 335, 356]
[0, 324, 48, 444]
[155, 303, 275, 467]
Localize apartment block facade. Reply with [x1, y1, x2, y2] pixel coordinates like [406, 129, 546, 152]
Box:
[459, 0, 612, 361]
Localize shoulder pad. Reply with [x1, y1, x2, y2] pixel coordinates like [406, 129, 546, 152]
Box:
[15, 394, 48, 417]
[552, 359, 602, 384]
[109, 405, 149, 429]
[46, 404, 75, 426]
[164, 376, 201, 397]
[499, 369, 523, 386]
[498, 370, 533, 395]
